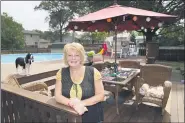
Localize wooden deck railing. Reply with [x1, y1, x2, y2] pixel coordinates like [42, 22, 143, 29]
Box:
[1, 83, 82, 123]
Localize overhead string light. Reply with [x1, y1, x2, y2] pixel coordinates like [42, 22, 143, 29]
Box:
[123, 16, 125, 21]
[107, 18, 112, 22]
[151, 26, 154, 30]
[132, 16, 137, 21]
[158, 22, 163, 27]
[146, 17, 151, 22]
[74, 26, 78, 30]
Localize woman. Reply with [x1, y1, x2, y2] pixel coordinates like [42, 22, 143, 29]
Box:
[55, 42, 105, 123]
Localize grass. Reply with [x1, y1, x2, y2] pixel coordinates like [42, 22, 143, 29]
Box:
[156, 60, 184, 81]
[155, 60, 184, 70]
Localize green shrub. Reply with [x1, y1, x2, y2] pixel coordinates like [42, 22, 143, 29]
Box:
[87, 51, 95, 57]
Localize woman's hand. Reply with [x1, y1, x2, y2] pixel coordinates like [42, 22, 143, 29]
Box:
[68, 98, 88, 115]
[73, 102, 88, 115]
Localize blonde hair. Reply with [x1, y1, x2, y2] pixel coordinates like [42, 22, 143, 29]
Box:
[63, 42, 86, 66]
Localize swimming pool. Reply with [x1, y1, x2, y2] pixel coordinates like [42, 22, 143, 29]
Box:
[1, 53, 64, 64]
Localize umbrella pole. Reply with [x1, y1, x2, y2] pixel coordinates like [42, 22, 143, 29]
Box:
[114, 25, 118, 73]
[72, 30, 75, 42]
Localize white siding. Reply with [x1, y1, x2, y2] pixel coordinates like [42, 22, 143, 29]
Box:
[24, 34, 40, 46]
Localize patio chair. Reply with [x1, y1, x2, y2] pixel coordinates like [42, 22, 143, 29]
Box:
[104, 61, 114, 68]
[135, 64, 172, 115]
[111, 48, 123, 58]
[118, 60, 140, 69]
[121, 46, 130, 58]
[110, 43, 123, 58]
[129, 47, 139, 56]
[118, 60, 141, 93]
[92, 61, 114, 101]
[3, 74, 52, 96]
[92, 61, 105, 71]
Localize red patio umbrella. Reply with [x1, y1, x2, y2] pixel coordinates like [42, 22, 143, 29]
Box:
[67, 4, 176, 31]
[66, 4, 177, 72]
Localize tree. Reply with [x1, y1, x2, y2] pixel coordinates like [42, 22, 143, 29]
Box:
[77, 32, 108, 44]
[1, 12, 24, 50]
[91, 32, 109, 44]
[34, 1, 89, 42]
[130, 31, 144, 43]
[34, 29, 60, 42]
[77, 33, 92, 44]
[155, 24, 184, 46]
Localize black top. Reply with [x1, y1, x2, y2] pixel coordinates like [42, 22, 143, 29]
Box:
[61, 66, 104, 123]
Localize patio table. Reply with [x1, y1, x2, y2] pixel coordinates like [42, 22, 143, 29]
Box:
[101, 68, 140, 115]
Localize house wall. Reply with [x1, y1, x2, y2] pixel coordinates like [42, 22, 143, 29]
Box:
[24, 34, 40, 46]
[38, 39, 50, 48]
[38, 42, 49, 48]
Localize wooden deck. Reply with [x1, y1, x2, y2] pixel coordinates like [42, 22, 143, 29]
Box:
[171, 82, 184, 122]
[102, 82, 184, 123]
[1, 56, 184, 122]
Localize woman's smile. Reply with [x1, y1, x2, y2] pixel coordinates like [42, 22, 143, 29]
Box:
[67, 49, 81, 67]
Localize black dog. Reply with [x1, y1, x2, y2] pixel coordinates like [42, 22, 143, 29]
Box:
[15, 53, 34, 75]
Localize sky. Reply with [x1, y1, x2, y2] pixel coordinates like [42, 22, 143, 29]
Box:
[1, 1, 50, 31]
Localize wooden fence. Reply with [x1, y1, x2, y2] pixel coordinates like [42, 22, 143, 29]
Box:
[139, 47, 184, 61]
[1, 48, 51, 54]
[1, 83, 81, 123]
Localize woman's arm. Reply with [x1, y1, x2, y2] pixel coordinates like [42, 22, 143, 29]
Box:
[82, 69, 105, 106]
[55, 69, 71, 106]
[55, 69, 88, 115]
[55, 79, 71, 106]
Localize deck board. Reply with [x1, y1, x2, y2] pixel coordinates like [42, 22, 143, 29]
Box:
[177, 83, 184, 122]
[137, 105, 156, 122]
[162, 89, 172, 123]
[171, 83, 179, 122]
[102, 82, 184, 123]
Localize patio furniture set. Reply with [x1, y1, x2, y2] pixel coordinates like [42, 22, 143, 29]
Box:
[86, 60, 172, 115]
[1, 60, 173, 122]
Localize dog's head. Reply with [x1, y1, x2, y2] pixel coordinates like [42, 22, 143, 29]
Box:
[25, 53, 34, 63]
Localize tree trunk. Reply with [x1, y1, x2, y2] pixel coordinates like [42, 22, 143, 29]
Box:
[59, 18, 63, 42]
[59, 27, 62, 42]
[11, 40, 14, 53]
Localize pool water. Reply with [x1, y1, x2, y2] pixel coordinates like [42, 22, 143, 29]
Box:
[1, 53, 63, 64]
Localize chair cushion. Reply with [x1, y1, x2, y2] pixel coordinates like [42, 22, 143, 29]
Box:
[34, 90, 52, 97]
[142, 96, 162, 107]
[139, 83, 164, 99]
[3, 74, 21, 88]
[146, 86, 164, 99]
[139, 83, 149, 96]
[22, 82, 48, 91]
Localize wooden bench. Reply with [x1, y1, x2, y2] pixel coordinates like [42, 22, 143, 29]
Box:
[3, 69, 59, 96]
[4, 68, 113, 101]
[1, 83, 81, 122]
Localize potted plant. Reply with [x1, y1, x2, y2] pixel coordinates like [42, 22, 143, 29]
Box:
[87, 51, 95, 62]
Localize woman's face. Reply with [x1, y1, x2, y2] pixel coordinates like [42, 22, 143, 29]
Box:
[67, 49, 81, 67]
